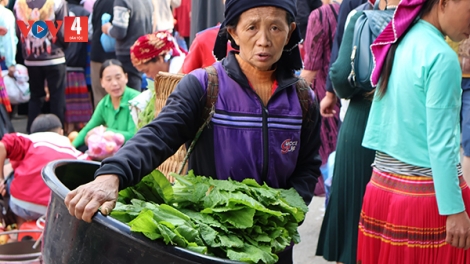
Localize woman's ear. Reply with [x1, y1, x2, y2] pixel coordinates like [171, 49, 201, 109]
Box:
[440, 0, 448, 9]
[227, 27, 239, 47]
[286, 22, 296, 45]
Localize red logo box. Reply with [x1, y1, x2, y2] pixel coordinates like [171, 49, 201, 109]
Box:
[64, 16, 88, 43]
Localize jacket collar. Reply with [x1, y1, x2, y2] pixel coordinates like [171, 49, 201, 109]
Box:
[103, 87, 131, 109]
[221, 51, 299, 92]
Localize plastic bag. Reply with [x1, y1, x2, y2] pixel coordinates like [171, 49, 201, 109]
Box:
[129, 89, 153, 127]
[86, 126, 125, 160]
[2, 64, 30, 104]
[101, 13, 116, 53]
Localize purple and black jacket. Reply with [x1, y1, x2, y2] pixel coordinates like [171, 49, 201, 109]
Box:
[96, 52, 322, 205]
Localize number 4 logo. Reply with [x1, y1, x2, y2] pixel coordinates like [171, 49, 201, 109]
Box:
[64, 16, 88, 42]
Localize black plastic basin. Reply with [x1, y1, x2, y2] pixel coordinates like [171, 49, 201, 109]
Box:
[41, 160, 243, 264]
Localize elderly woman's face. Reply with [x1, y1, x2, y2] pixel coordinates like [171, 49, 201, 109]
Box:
[227, 7, 295, 71]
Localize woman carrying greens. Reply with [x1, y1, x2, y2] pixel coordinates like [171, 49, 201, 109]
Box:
[65, 1, 323, 263]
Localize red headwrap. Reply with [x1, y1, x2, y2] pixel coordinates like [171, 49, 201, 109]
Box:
[130, 31, 181, 66]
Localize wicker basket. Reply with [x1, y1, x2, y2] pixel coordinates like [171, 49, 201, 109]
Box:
[154, 72, 187, 181]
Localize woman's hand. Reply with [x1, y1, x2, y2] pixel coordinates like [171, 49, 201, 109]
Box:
[7, 66, 15, 78]
[85, 126, 107, 145]
[320, 91, 337, 118]
[446, 211, 470, 249]
[101, 23, 112, 35]
[84, 130, 94, 145]
[299, 70, 317, 85]
[64, 174, 120, 223]
[0, 181, 6, 197]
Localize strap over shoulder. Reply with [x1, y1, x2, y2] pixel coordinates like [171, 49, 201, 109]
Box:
[203, 65, 219, 122]
[295, 78, 313, 120]
[178, 65, 220, 174]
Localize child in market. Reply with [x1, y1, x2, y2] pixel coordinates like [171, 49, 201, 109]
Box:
[0, 114, 87, 227]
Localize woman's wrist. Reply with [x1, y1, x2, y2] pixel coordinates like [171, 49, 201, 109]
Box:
[326, 91, 336, 98]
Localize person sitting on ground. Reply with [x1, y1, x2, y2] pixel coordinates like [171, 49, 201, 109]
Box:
[72, 59, 140, 151]
[0, 114, 88, 227]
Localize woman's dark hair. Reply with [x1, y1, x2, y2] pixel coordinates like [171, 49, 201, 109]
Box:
[221, 11, 295, 51]
[100, 59, 126, 79]
[145, 55, 170, 65]
[147, 57, 159, 64]
[30, 114, 62, 134]
[378, 0, 440, 97]
[66, 0, 81, 5]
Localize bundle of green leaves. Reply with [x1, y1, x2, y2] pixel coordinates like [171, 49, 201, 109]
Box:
[136, 85, 156, 130]
[110, 170, 308, 264]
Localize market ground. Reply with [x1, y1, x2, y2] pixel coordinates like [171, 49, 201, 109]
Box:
[294, 196, 335, 264]
[11, 115, 334, 264]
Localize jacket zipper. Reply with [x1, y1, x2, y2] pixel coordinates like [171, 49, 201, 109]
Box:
[249, 91, 270, 183]
[254, 80, 297, 183]
[226, 69, 298, 182]
[261, 106, 269, 182]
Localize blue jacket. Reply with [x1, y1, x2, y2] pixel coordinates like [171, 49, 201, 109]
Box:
[96, 52, 322, 205]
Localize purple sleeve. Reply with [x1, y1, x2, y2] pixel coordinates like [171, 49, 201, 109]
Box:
[303, 9, 325, 72]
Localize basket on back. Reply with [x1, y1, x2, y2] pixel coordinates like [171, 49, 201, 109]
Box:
[153, 72, 187, 181]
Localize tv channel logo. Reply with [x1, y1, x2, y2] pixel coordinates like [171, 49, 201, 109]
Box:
[17, 16, 88, 42]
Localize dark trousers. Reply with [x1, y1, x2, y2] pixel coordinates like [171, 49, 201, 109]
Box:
[117, 54, 142, 91]
[26, 63, 67, 133]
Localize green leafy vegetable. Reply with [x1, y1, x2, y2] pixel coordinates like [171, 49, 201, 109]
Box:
[136, 84, 156, 130]
[112, 170, 308, 264]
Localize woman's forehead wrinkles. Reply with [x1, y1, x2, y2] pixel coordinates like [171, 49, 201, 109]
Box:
[240, 15, 285, 25]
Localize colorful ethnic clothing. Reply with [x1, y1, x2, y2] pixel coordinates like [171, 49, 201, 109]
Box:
[357, 169, 470, 263]
[64, 71, 93, 132]
[359, 4, 467, 262]
[363, 19, 463, 215]
[0, 76, 11, 113]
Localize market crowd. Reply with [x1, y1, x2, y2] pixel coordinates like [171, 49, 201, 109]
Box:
[0, 0, 469, 263]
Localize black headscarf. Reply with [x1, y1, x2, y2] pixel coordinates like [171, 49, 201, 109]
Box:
[213, 0, 303, 71]
[66, 0, 82, 5]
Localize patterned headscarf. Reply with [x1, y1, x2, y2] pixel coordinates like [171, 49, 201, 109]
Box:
[370, 0, 426, 86]
[130, 31, 181, 66]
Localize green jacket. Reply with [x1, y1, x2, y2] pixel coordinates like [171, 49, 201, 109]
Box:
[73, 87, 141, 147]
